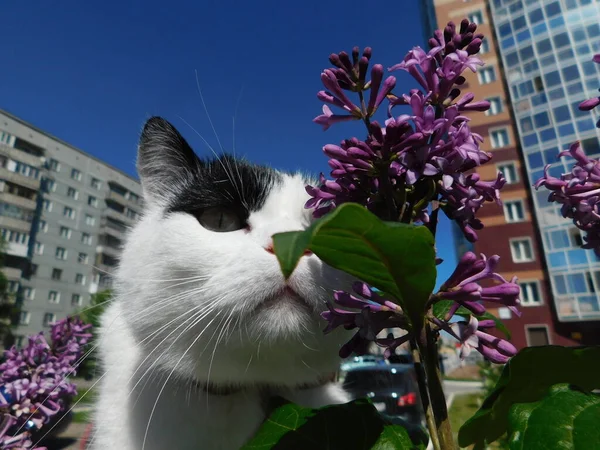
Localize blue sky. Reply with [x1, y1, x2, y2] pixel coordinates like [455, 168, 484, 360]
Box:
[0, 0, 457, 285]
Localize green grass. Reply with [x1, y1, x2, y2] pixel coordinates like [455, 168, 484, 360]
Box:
[73, 386, 97, 405]
[72, 410, 91, 424]
[449, 393, 481, 448]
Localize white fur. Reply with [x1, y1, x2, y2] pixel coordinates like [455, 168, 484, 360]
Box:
[92, 173, 353, 450]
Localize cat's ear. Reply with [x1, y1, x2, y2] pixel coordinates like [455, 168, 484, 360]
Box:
[137, 117, 202, 205]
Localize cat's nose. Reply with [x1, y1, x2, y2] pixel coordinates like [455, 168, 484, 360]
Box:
[264, 242, 312, 257]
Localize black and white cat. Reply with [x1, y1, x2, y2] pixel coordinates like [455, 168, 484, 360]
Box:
[91, 118, 353, 449]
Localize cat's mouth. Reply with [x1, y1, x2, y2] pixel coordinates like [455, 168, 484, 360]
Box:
[258, 285, 313, 313]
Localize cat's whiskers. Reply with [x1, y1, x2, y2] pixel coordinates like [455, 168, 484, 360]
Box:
[205, 309, 236, 396]
[127, 298, 222, 404]
[140, 311, 223, 450]
[31, 287, 217, 441]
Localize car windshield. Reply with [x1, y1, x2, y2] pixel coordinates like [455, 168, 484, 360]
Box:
[343, 368, 413, 391]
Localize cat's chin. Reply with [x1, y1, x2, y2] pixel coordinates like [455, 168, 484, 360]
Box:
[254, 286, 313, 315]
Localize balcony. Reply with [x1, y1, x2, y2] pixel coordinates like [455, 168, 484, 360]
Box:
[93, 263, 116, 278]
[0, 216, 32, 232]
[103, 207, 133, 225]
[2, 267, 22, 280]
[0, 167, 41, 191]
[0, 192, 36, 210]
[106, 190, 142, 211]
[96, 244, 120, 259]
[100, 219, 128, 238]
[0, 143, 44, 168]
[6, 242, 28, 258]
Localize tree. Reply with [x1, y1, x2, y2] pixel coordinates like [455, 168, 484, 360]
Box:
[0, 235, 15, 348]
[76, 289, 112, 379]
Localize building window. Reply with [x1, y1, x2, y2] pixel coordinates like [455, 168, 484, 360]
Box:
[478, 67, 496, 84]
[35, 242, 44, 255]
[126, 209, 138, 220]
[67, 187, 79, 200]
[63, 206, 75, 219]
[570, 228, 583, 247]
[51, 268, 63, 280]
[91, 178, 102, 190]
[526, 326, 550, 346]
[510, 238, 534, 263]
[490, 129, 510, 148]
[19, 311, 30, 325]
[1, 229, 29, 245]
[46, 179, 56, 192]
[81, 233, 92, 245]
[55, 247, 67, 260]
[43, 313, 57, 327]
[72, 294, 82, 306]
[85, 214, 95, 226]
[7, 280, 20, 293]
[71, 168, 82, 181]
[48, 291, 60, 304]
[0, 130, 13, 145]
[88, 196, 98, 208]
[78, 252, 89, 264]
[59, 226, 72, 239]
[75, 273, 86, 285]
[48, 159, 60, 171]
[520, 281, 542, 306]
[498, 162, 518, 184]
[43, 200, 52, 212]
[504, 200, 525, 223]
[38, 220, 48, 233]
[480, 38, 490, 54]
[485, 97, 503, 116]
[129, 193, 140, 204]
[468, 10, 484, 24]
[23, 287, 35, 300]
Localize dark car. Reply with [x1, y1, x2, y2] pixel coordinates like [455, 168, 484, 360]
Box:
[342, 364, 424, 425]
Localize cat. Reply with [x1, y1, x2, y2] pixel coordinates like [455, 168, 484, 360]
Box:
[90, 117, 354, 450]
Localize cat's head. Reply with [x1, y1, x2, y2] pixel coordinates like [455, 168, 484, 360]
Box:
[116, 117, 353, 387]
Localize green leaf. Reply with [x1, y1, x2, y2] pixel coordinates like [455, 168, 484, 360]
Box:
[507, 384, 600, 449]
[272, 203, 436, 322]
[458, 346, 600, 448]
[432, 300, 511, 339]
[242, 399, 424, 450]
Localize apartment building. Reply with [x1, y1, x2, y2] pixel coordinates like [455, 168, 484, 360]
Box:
[0, 109, 142, 343]
[423, 0, 594, 349]
[487, 0, 600, 345]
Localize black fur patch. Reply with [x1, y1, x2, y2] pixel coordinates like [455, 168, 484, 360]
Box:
[166, 154, 282, 219]
[137, 117, 283, 221]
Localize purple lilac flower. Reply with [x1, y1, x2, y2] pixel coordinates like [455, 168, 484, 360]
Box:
[322, 282, 410, 358]
[434, 251, 521, 317]
[0, 317, 91, 449]
[323, 253, 520, 362]
[535, 141, 600, 256]
[307, 20, 504, 241]
[432, 315, 517, 364]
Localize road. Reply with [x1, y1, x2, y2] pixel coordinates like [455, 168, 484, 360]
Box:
[443, 379, 484, 399]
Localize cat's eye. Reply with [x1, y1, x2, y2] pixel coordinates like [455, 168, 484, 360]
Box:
[196, 206, 245, 232]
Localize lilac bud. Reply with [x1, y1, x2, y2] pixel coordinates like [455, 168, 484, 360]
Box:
[358, 56, 369, 84]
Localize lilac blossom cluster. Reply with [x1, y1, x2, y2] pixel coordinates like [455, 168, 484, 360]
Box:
[323, 253, 520, 364]
[534, 54, 600, 256]
[307, 19, 506, 242]
[0, 317, 92, 450]
[311, 20, 522, 365]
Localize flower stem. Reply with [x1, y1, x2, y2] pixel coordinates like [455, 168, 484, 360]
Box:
[420, 323, 456, 449]
[410, 337, 441, 450]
